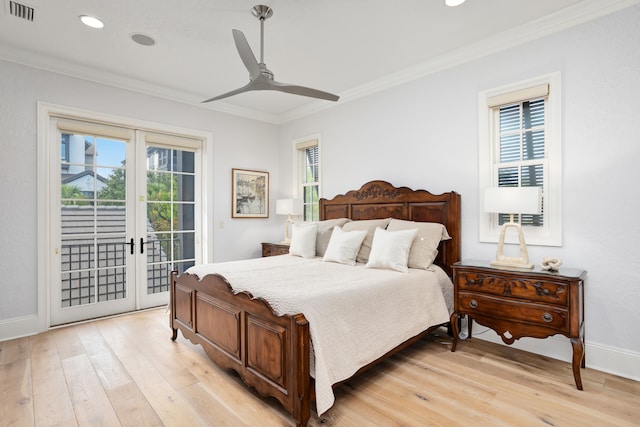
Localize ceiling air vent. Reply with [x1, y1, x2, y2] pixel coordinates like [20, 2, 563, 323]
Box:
[6, 0, 34, 21]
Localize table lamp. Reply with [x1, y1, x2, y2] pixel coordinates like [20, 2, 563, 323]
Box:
[484, 187, 542, 269]
[276, 198, 303, 243]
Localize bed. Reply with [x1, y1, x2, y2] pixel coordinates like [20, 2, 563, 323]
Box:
[170, 180, 461, 426]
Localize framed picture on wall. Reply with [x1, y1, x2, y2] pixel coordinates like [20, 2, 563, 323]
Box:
[232, 168, 269, 218]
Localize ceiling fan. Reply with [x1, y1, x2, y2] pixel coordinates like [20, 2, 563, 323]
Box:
[202, 5, 339, 103]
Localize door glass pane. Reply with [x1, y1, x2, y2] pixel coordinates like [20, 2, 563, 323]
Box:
[172, 232, 195, 260]
[146, 146, 196, 294]
[60, 133, 128, 308]
[147, 147, 171, 172]
[97, 237, 127, 268]
[96, 202, 126, 235]
[177, 204, 195, 231]
[177, 175, 194, 202]
[174, 150, 194, 173]
[147, 171, 172, 201]
[61, 236, 94, 270]
[96, 138, 126, 167]
[97, 267, 127, 302]
[97, 168, 126, 201]
[147, 203, 173, 232]
[61, 271, 94, 307]
[147, 262, 171, 294]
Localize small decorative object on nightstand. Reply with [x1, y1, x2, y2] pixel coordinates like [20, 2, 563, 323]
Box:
[541, 257, 563, 272]
[261, 242, 290, 257]
[450, 259, 586, 390]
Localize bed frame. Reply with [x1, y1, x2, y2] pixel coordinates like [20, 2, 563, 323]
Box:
[170, 180, 460, 426]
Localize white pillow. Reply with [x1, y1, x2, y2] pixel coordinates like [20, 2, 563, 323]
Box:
[289, 223, 318, 258]
[322, 226, 367, 266]
[386, 219, 451, 269]
[365, 227, 418, 273]
[314, 218, 352, 256]
[342, 218, 391, 263]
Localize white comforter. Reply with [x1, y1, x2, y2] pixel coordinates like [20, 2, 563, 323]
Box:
[186, 255, 453, 415]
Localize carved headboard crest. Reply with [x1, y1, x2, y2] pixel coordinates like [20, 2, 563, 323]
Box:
[353, 183, 401, 201]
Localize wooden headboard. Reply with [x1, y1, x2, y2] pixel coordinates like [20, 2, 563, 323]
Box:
[319, 180, 461, 277]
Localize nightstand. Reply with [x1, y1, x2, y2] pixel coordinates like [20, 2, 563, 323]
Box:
[450, 260, 586, 390]
[261, 242, 290, 257]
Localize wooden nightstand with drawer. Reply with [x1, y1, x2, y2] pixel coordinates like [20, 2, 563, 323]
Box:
[450, 260, 586, 390]
[261, 242, 290, 257]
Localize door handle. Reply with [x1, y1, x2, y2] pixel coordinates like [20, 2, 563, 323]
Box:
[125, 238, 135, 255]
[140, 237, 154, 254]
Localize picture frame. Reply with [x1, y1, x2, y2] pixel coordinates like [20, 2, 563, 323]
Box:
[232, 168, 269, 218]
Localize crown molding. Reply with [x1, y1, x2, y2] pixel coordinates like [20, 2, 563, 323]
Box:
[2, 0, 638, 125]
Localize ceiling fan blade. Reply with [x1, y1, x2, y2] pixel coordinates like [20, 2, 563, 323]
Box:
[232, 29, 261, 80]
[269, 80, 340, 102]
[203, 7, 340, 104]
[202, 81, 256, 103]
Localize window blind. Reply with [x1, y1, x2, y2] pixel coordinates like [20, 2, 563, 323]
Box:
[55, 118, 132, 141]
[487, 84, 549, 108]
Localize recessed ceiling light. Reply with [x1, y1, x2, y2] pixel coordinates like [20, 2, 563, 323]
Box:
[131, 33, 156, 47]
[445, 0, 466, 6]
[79, 15, 104, 29]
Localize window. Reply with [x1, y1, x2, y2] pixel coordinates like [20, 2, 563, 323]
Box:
[295, 136, 320, 221]
[479, 73, 562, 246]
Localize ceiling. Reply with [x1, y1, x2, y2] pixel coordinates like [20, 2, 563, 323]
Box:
[0, 0, 636, 123]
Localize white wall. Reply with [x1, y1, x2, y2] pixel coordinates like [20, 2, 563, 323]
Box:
[0, 59, 285, 333]
[278, 5, 640, 379]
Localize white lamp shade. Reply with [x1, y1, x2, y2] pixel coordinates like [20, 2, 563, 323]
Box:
[276, 198, 303, 216]
[484, 187, 542, 215]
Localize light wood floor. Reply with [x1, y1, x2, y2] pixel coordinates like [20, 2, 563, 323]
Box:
[1, 308, 639, 427]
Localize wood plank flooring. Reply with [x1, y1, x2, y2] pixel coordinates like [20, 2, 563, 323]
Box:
[1, 307, 639, 426]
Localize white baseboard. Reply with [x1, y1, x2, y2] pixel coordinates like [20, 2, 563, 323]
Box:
[474, 328, 640, 382]
[586, 341, 640, 382]
[0, 314, 43, 342]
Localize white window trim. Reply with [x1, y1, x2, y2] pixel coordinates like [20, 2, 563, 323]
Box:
[478, 72, 562, 247]
[292, 134, 322, 222]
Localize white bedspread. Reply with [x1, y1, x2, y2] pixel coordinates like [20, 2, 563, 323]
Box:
[186, 255, 453, 415]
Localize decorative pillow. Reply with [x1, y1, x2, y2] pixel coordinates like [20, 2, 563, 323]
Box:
[289, 223, 318, 258]
[366, 227, 418, 273]
[322, 226, 367, 266]
[342, 218, 392, 263]
[314, 218, 352, 256]
[386, 219, 451, 269]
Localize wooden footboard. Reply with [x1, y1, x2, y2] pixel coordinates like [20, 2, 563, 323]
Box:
[170, 271, 311, 427]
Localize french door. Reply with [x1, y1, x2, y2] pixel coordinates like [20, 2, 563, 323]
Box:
[50, 118, 201, 325]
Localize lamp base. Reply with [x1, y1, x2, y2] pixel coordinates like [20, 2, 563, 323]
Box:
[490, 259, 534, 270]
[492, 222, 534, 270]
[282, 216, 293, 245]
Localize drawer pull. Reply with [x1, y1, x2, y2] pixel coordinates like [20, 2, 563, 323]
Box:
[542, 312, 553, 323]
[469, 299, 478, 309]
[542, 288, 551, 295]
